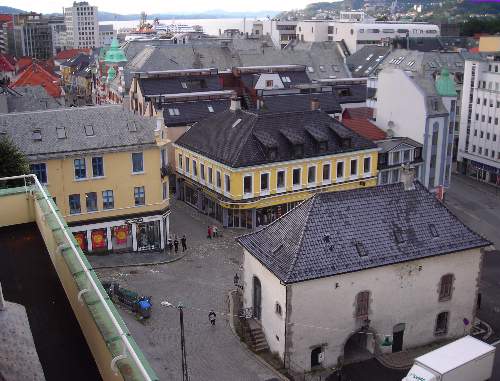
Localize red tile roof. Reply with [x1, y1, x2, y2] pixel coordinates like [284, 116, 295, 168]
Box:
[0, 14, 13, 23]
[342, 107, 374, 120]
[16, 57, 33, 73]
[11, 62, 61, 98]
[55, 48, 91, 61]
[342, 118, 387, 141]
[0, 54, 15, 72]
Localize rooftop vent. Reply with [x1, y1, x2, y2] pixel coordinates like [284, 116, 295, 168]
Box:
[394, 229, 405, 244]
[355, 242, 367, 257]
[56, 126, 66, 139]
[32, 129, 42, 141]
[429, 224, 439, 238]
[230, 96, 241, 112]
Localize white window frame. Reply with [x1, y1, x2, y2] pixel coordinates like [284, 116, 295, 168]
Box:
[200, 163, 206, 183]
[260, 171, 271, 196]
[363, 156, 371, 178]
[243, 173, 254, 199]
[216, 170, 222, 189]
[322, 161, 332, 185]
[292, 167, 302, 190]
[307, 165, 317, 188]
[350, 158, 358, 180]
[224, 173, 231, 195]
[336, 160, 345, 183]
[276, 168, 287, 193]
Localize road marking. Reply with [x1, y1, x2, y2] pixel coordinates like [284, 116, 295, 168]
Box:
[491, 339, 500, 346]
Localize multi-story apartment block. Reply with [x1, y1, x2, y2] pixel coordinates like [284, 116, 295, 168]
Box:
[457, 55, 500, 186]
[375, 68, 457, 191]
[173, 98, 379, 228]
[64, 1, 100, 49]
[99, 24, 116, 47]
[0, 105, 170, 254]
[48, 15, 69, 55]
[262, 19, 298, 49]
[12, 13, 52, 60]
[0, 14, 13, 55]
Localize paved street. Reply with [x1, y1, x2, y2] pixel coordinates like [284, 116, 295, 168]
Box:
[95, 200, 276, 381]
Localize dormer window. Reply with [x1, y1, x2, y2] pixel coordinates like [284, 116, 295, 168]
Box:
[318, 141, 328, 153]
[207, 105, 214, 113]
[294, 144, 304, 158]
[168, 108, 180, 116]
[181, 82, 188, 89]
[32, 129, 42, 141]
[84, 124, 94, 136]
[56, 127, 66, 139]
[268, 147, 277, 160]
[266, 80, 274, 87]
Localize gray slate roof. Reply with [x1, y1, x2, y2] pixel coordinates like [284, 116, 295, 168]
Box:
[261, 92, 342, 114]
[347, 45, 391, 78]
[162, 98, 230, 126]
[0, 86, 62, 114]
[139, 75, 222, 96]
[175, 108, 376, 168]
[237, 182, 490, 283]
[0, 105, 156, 160]
[375, 137, 422, 153]
[240, 70, 311, 89]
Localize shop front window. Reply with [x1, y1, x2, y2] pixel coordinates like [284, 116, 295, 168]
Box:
[185, 184, 198, 206]
[91, 228, 107, 254]
[73, 231, 88, 253]
[137, 220, 161, 251]
[111, 225, 133, 252]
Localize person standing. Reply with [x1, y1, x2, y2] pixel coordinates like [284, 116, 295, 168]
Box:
[207, 225, 212, 239]
[174, 236, 179, 253]
[213, 226, 218, 238]
[208, 310, 216, 326]
[168, 237, 173, 253]
[181, 235, 187, 252]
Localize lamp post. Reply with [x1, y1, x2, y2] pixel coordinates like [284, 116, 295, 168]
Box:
[161, 301, 189, 381]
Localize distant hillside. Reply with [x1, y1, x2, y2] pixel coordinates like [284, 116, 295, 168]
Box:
[98, 10, 277, 21]
[0, 6, 26, 14]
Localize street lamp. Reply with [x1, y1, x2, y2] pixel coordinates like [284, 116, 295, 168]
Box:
[161, 301, 189, 381]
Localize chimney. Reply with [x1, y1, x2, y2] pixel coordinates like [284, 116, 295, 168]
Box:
[230, 96, 241, 112]
[400, 164, 416, 191]
[310, 98, 320, 111]
[0, 281, 5, 311]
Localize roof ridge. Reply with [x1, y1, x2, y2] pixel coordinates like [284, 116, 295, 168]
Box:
[284, 196, 317, 283]
[231, 111, 260, 166]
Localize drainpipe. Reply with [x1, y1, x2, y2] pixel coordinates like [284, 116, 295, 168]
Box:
[0, 282, 5, 311]
[283, 283, 288, 369]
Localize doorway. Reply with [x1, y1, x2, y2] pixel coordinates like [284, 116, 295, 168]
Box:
[344, 332, 371, 364]
[253, 276, 262, 320]
[392, 323, 405, 353]
[311, 347, 322, 368]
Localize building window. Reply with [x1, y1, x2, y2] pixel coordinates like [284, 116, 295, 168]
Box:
[216, 171, 222, 188]
[363, 157, 371, 173]
[308, 166, 316, 184]
[208, 167, 213, 184]
[480, 131, 484, 138]
[322, 163, 331, 181]
[185, 157, 190, 173]
[292, 168, 301, 186]
[275, 302, 282, 316]
[380, 171, 389, 184]
[102, 190, 114, 209]
[162, 182, 168, 200]
[266, 80, 273, 87]
[439, 274, 454, 301]
[193, 160, 198, 177]
[92, 157, 104, 177]
[200, 164, 205, 180]
[277, 170, 285, 189]
[435, 312, 449, 336]
[178, 153, 183, 169]
[474, 130, 477, 137]
[134, 186, 145, 206]
[487, 132, 491, 140]
[69, 194, 81, 214]
[337, 161, 344, 178]
[261, 173, 270, 191]
[350, 159, 358, 176]
[392, 168, 400, 182]
[74, 158, 86, 179]
[355, 291, 370, 318]
[86, 192, 97, 212]
[225, 174, 231, 193]
[30, 163, 47, 184]
[244, 175, 252, 194]
[132, 152, 144, 173]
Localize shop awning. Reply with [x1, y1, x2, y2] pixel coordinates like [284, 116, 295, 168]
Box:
[470, 159, 500, 174]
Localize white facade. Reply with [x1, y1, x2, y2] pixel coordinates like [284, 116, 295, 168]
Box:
[262, 20, 298, 49]
[243, 247, 483, 372]
[48, 17, 68, 55]
[296, 20, 330, 43]
[457, 57, 500, 185]
[64, 1, 100, 49]
[375, 69, 455, 190]
[99, 24, 116, 47]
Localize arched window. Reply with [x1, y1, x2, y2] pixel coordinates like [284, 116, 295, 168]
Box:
[355, 291, 370, 318]
[439, 274, 454, 301]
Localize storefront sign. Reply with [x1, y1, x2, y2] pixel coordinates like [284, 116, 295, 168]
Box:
[125, 217, 144, 225]
[114, 226, 129, 244]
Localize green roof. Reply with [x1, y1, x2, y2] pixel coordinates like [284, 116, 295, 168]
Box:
[435, 68, 457, 97]
[104, 38, 127, 64]
[107, 66, 116, 82]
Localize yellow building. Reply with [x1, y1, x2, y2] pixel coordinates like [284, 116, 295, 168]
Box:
[1, 105, 170, 254]
[478, 36, 500, 53]
[174, 99, 379, 228]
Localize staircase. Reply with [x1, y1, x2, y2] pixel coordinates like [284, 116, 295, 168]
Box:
[244, 319, 269, 353]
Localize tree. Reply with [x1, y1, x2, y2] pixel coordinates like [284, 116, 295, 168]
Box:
[0, 136, 29, 185]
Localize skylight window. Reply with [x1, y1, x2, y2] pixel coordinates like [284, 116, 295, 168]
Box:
[84, 124, 94, 136]
[394, 229, 405, 244]
[168, 108, 180, 116]
[355, 242, 367, 257]
[319, 65, 325, 72]
[127, 121, 137, 132]
[207, 105, 214, 112]
[366, 54, 373, 61]
[32, 129, 42, 141]
[56, 126, 66, 139]
[307, 66, 314, 73]
[231, 118, 242, 128]
[281, 76, 291, 83]
[181, 82, 188, 89]
[429, 224, 439, 238]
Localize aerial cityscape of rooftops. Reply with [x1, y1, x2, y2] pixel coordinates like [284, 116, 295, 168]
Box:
[2, 0, 500, 380]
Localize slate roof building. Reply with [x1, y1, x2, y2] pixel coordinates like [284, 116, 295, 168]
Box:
[10, 62, 62, 99]
[173, 98, 379, 228]
[237, 181, 490, 373]
[0, 85, 62, 113]
[0, 105, 170, 255]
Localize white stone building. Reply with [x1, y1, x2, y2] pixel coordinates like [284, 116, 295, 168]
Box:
[374, 68, 457, 191]
[238, 182, 490, 373]
[64, 1, 100, 49]
[262, 19, 298, 49]
[99, 24, 116, 47]
[457, 55, 500, 186]
[48, 16, 68, 55]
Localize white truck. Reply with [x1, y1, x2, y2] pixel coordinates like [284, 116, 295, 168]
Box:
[403, 336, 495, 381]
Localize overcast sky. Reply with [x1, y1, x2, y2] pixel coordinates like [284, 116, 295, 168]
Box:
[2, 0, 314, 14]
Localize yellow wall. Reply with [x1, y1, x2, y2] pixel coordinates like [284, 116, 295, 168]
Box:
[479, 36, 500, 53]
[174, 145, 379, 209]
[0, 190, 35, 227]
[35, 146, 168, 224]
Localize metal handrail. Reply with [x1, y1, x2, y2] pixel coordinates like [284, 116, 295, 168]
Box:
[1, 174, 153, 381]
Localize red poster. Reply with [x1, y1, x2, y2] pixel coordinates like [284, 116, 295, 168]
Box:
[114, 226, 128, 244]
[74, 232, 87, 250]
[91, 229, 106, 249]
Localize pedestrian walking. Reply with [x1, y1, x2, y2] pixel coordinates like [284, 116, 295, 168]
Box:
[209, 309, 216, 326]
[181, 235, 187, 252]
[213, 226, 218, 238]
[174, 236, 179, 253]
[167, 237, 173, 253]
[207, 225, 212, 239]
